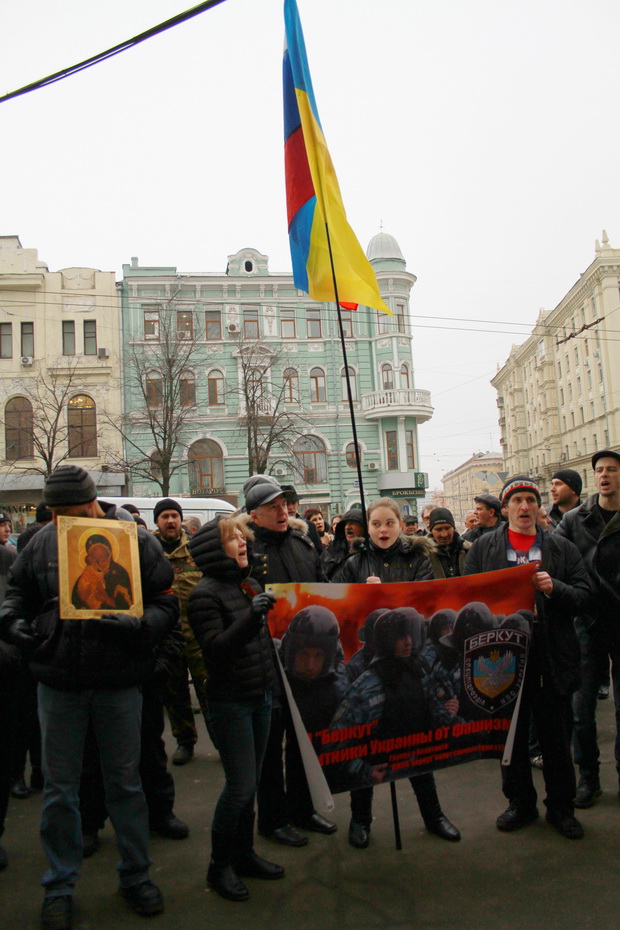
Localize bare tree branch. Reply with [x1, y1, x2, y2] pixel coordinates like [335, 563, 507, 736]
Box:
[103, 301, 202, 495]
[228, 334, 311, 477]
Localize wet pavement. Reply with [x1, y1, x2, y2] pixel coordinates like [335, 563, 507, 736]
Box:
[2, 697, 619, 929]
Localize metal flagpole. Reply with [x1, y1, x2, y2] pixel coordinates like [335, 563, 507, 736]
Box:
[324, 221, 405, 847]
[323, 221, 369, 539]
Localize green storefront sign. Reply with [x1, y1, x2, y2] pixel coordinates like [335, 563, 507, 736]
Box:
[388, 473, 429, 498]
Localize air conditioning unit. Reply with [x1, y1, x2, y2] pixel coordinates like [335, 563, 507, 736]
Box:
[20, 356, 33, 366]
[368, 462, 379, 471]
[227, 322, 239, 333]
[275, 467, 287, 476]
[98, 347, 109, 359]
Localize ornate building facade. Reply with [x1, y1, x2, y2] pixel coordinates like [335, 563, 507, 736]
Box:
[492, 232, 620, 501]
[119, 232, 433, 515]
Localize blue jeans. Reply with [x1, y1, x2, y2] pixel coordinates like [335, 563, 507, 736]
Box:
[38, 683, 151, 897]
[209, 693, 272, 837]
[573, 624, 620, 782]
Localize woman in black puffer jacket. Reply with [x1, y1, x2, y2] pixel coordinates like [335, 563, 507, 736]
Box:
[332, 498, 435, 585]
[188, 515, 283, 902]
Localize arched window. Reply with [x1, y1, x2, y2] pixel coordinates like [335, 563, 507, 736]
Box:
[283, 368, 299, 404]
[207, 370, 225, 406]
[345, 442, 362, 470]
[180, 371, 196, 407]
[341, 366, 357, 402]
[5, 396, 33, 460]
[68, 395, 97, 458]
[310, 367, 326, 403]
[381, 363, 393, 390]
[145, 371, 163, 408]
[294, 435, 327, 484]
[188, 439, 224, 492]
[400, 363, 410, 390]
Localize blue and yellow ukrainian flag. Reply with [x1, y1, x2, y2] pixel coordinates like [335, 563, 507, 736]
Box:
[283, 0, 391, 315]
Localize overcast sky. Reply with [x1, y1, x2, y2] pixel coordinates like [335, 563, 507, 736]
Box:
[2, 0, 619, 490]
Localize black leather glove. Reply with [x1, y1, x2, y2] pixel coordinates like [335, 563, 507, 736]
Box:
[91, 614, 143, 638]
[5, 618, 37, 649]
[249, 593, 276, 624]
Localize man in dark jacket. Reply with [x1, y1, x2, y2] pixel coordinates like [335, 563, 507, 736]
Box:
[554, 450, 620, 808]
[243, 476, 330, 844]
[153, 498, 208, 767]
[0, 465, 179, 930]
[427, 507, 471, 578]
[549, 469, 582, 526]
[247, 478, 324, 588]
[464, 476, 590, 840]
[0, 636, 20, 871]
[280, 485, 323, 554]
[462, 493, 503, 542]
[320, 508, 365, 580]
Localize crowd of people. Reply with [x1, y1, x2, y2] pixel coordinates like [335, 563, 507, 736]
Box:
[0, 451, 619, 928]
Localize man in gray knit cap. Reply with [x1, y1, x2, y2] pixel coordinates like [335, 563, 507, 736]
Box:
[0, 465, 178, 930]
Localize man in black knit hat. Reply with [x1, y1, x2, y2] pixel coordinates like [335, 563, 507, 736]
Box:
[0, 465, 178, 929]
[464, 476, 590, 841]
[153, 498, 208, 767]
[549, 469, 582, 526]
[427, 507, 471, 578]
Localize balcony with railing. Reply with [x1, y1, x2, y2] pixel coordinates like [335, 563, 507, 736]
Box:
[361, 388, 433, 422]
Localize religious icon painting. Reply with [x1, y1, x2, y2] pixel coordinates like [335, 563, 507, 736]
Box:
[57, 516, 143, 619]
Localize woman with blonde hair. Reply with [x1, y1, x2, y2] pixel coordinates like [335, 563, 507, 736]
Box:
[188, 515, 283, 901]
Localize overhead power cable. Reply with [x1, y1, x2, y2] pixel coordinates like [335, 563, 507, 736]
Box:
[0, 0, 227, 105]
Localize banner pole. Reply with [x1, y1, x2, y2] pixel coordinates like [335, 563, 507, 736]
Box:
[324, 220, 370, 537]
[389, 781, 402, 850]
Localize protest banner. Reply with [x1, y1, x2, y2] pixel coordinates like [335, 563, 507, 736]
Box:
[268, 563, 536, 799]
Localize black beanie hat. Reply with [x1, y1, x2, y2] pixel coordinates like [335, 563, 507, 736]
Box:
[154, 498, 183, 523]
[551, 469, 582, 497]
[429, 507, 455, 530]
[43, 465, 97, 507]
[35, 502, 53, 523]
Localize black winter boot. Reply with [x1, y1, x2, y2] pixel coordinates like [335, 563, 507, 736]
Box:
[410, 773, 461, 842]
[207, 830, 249, 901]
[233, 809, 284, 880]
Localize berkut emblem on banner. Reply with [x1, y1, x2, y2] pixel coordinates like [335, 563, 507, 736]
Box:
[463, 628, 528, 714]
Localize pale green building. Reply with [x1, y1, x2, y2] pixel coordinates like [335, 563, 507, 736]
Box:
[119, 232, 433, 516]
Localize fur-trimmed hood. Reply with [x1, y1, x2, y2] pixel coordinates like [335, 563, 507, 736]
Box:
[399, 533, 436, 558]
